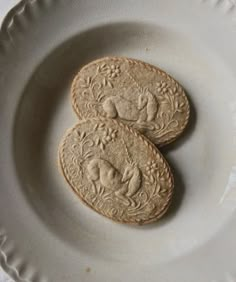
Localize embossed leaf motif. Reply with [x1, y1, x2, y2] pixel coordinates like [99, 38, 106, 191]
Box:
[96, 63, 122, 89]
[152, 80, 185, 138]
[175, 101, 186, 113]
[93, 123, 118, 150]
[175, 100, 179, 109]
[102, 77, 107, 86]
[79, 64, 121, 114]
[78, 69, 111, 114]
[60, 119, 174, 224]
[93, 123, 105, 130]
[100, 142, 105, 150]
[102, 77, 113, 88]
[69, 130, 94, 176]
[72, 57, 189, 146]
[144, 161, 163, 197]
[80, 77, 92, 88]
[157, 82, 185, 116]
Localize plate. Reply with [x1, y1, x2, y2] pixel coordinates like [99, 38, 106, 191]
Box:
[1, 0, 236, 281]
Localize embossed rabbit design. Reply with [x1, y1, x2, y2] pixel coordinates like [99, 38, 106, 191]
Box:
[102, 88, 158, 122]
[86, 158, 141, 205]
[87, 158, 122, 191]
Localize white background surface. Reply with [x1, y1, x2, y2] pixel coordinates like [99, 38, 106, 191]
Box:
[0, 1, 18, 281]
[0, 0, 236, 281]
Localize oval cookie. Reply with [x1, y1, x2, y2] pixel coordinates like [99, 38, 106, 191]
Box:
[71, 57, 190, 146]
[59, 118, 174, 225]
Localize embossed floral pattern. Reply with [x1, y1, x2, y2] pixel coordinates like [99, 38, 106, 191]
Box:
[97, 63, 121, 88]
[156, 81, 169, 94]
[149, 80, 187, 140]
[145, 160, 159, 175]
[60, 119, 173, 224]
[79, 76, 92, 90]
[99, 63, 121, 79]
[93, 123, 118, 150]
[69, 129, 94, 176]
[77, 63, 122, 116]
[143, 160, 168, 199]
[72, 57, 189, 145]
[173, 100, 186, 113]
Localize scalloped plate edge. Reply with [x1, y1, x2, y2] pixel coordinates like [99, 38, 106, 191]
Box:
[0, 1, 236, 282]
[0, 1, 49, 281]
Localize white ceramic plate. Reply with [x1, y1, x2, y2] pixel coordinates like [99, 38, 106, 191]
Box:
[1, 0, 236, 281]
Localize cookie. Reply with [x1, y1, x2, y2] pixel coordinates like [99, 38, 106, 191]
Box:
[58, 118, 174, 225]
[71, 57, 190, 146]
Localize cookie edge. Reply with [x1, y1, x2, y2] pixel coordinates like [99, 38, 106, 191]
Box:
[70, 56, 190, 146]
[58, 117, 174, 225]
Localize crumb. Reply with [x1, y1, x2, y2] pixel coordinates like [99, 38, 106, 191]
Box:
[86, 267, 91, 273]
[145, 47, 150, 51]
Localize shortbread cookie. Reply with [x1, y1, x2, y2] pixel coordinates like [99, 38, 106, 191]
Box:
[59, 118, 174, 225]
[71, 57, 189, 146]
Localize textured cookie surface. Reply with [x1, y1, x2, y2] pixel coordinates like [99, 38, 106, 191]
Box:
[71, 57, 190, 146]
[59, 118, 174, 224]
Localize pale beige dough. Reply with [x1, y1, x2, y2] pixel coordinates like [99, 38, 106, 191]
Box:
[71, 57, 190, 146]
[59, 118, 174, 225]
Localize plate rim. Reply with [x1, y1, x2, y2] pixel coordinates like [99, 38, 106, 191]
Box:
[0, 2, 48, 282]
[1, 0, 236, 282]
